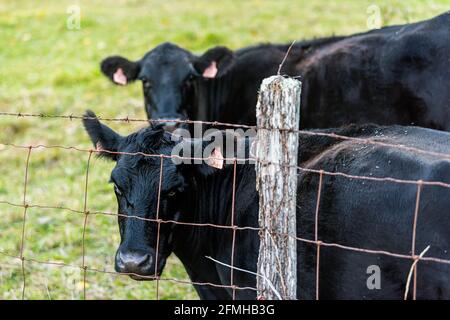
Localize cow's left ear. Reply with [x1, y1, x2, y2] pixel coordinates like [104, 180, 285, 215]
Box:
[192, 46, 235, 79]
[100, 56, 140, 86]
[82, 110, 123, 161]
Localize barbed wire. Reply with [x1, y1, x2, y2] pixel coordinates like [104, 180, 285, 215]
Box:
[1, 111, 450, 161]
[1, 142, 450, 189]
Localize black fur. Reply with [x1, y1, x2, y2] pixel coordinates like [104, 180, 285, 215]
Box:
[84, 111, 450, 299]
[100, 12, 450, 131]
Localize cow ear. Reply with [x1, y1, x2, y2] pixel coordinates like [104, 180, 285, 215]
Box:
[192, 46, 235, 79]
[100, 56, 140, 85]
[82, 110, 123, 161]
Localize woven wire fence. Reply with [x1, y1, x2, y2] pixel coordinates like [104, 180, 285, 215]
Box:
[1, 112, 450, 300]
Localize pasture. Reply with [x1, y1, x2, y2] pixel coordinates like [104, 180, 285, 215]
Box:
[0, 0, 449, 299]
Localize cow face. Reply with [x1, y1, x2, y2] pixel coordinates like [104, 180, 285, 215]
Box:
[101, 43, 235, 129]
[83, 110, 220, 280]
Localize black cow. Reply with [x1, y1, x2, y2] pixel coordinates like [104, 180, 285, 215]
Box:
[84, 110, 450, 299]
[100, 12, 450, 131]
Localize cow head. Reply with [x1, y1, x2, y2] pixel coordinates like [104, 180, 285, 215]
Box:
[83, 110, 225, 279]
[101, 42, 235, 130]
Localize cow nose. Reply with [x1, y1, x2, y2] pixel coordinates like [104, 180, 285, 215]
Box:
[116, 251, 153, 275]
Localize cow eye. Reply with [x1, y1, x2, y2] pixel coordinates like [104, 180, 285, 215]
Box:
[140, 77, 152, 88]
[167, 190, 176, 197]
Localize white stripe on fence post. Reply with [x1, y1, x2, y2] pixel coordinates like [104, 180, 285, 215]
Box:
[255, 75, 301, 300]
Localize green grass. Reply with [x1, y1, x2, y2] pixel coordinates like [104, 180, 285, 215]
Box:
[0, 0, 449, 300]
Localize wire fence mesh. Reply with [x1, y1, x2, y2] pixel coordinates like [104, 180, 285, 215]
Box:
[1, 112, 450, 300]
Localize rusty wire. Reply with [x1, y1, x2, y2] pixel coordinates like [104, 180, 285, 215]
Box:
[1, 114, 450, 300]
[2, 142, 450, 189]
[154, 156, 164, 300]
[1, 111, 450, 161]
[410, 181, 423, 300]
[19, 146, 32, 299]
[314, 170, 323, 301]
[230, 159, 238, 300]
[0, 250, 258, 292]
[81, 151, 93, 300]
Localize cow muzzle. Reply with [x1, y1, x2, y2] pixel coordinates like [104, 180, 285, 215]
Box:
[115, 250, 161, 280]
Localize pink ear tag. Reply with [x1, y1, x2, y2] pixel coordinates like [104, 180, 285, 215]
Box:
[208, 147, 224, 169]
[113, 68, 127, 85]
[202, 61, 218, 78]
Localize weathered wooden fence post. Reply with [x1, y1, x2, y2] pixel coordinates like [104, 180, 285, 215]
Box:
[255, 75, 301, 300]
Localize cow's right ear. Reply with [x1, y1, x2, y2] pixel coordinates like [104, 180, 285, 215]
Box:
[82, 110, 123, 161]
[100, 56, 140, 86]
[192, 46, 235, 79]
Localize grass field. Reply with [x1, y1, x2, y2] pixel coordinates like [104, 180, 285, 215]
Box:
[0, 0, 449, 300]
